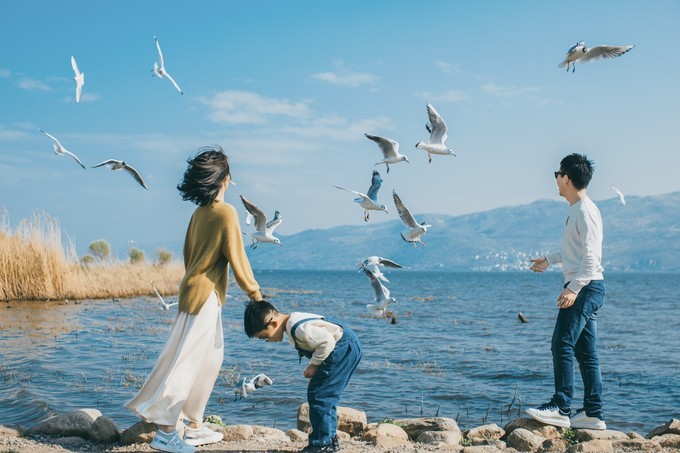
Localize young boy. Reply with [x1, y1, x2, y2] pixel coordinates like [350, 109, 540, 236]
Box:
[244, 300, 362, 453]
[527, 153, 607, 430]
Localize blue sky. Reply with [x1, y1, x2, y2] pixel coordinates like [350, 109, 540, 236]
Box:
[1, 1, 678, 258]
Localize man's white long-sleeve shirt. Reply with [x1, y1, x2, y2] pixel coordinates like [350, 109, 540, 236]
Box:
[545, 196, 604, 294]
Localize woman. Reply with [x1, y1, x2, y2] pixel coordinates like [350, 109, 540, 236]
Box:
[126, 146, 262, 453]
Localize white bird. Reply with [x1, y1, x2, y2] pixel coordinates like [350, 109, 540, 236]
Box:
[91, 159, 149, 190]
[334, 170, 387, 221]
[365, 134, 409, 173]
[240, 195, 283, 248]
[415, 103, 456, 163]
[559, 41, 635, 72]
[152, 282, 177, 311]
[361, 265, 396, 318]
[70, 56, 84, 103]
[38, 129, 86, 169]
[234, 373, 273, 400]
[393, 190, 431, 246]
[357, 256, 407, 283]
[612, 186, 626, 206]
[153, 35, 184, 95]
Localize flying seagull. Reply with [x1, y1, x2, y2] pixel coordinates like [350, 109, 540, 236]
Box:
[415, 103, 456, 163]
[365, 134, 409, 173]
[559, 41, 635, 72]
[357, 256, 407, 283]
[234, 373, 273, 400]
[152, 282, 178, 311]
[334, 170, 387, 221]
[240, 195, 283, 248]
[612, 186, 626, 206]
[361, 264, 396, 318]
[393, 190, 431, 246]
[38, 129, 86, 169]
[70, 56, 84, 103]
[153, 35, 184, 95]
[92, 159, 149, 189]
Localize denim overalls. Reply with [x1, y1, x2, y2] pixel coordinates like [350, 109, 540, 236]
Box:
[290, 316, 362, 447]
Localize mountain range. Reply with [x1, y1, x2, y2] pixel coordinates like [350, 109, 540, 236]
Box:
[241, 191, 680, 272]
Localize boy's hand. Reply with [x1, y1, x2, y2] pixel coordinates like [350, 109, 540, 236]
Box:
[304, 363, 319, 378]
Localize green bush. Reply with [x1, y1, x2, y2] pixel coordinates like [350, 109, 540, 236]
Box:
[155, 248, 173, 266]
[128, 247, 145, 264]
[88, 240, 110, 262]
[80, 254, 95, 266]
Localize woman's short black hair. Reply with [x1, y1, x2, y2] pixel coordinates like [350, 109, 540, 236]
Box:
[177, 145, 230, 206]
[244, 300, 277, 338]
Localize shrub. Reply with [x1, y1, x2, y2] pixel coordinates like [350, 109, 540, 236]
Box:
[88, 240, 110, 262]
[155, 248, 173, 266]
[81, 255, 95, 266]
[128, 247, 145, 264]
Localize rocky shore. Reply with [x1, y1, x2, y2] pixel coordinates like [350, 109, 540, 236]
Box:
[2, 405, 679, 452]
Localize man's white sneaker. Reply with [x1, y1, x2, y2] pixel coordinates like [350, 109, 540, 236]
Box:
[570, 409, 606, 430]
[525, 402, 571, 428]
[150, 430, 197, 453]
[183, 424, 224, 446]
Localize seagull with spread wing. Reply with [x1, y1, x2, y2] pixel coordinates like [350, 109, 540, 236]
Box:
[334, 170, 387, 221]
[152, 282, 178, 311]
[38, 129, 86, 169]
[234, 373, 273, 400]
[559, 41, 635, 72]
[361, 264, 397, 318]
[612, 186, 626, 206]
[70, 56, 84, 103]
[240, 195, 282, 248]
[91, 159, 149, 189]
[393, 190, 431, 246]
[357, 256, 407, 283]
[365, 133, 409, 173]
[152, 35, 184, 95]
[416, 103, 456, 163]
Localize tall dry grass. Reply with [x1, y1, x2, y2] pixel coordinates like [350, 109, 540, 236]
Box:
[0, 209, 183, 301]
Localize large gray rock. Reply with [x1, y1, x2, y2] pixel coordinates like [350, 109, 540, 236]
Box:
[574, 428, 628, 442]
[506, 427, 546, 452]
[565, 439, 613, 452]
[646, 418, 680, 438]
[219, 424, 253, 441]
[652, 433, 680, 448]
[88, 416, 120, 443]
[502, 417, 564, 440]
[29, 409, 102, 438]
[119, 420, 157, 445]
[416, 430, 462, 446]
[392, 417, 460, 440]
[297, 403, 367, 437]
[52, 436, 89, 448]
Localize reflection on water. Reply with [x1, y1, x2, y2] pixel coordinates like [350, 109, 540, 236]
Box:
[1, 271, 679, 435]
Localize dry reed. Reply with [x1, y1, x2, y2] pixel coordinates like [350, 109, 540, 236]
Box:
[0, 209, 184, 301]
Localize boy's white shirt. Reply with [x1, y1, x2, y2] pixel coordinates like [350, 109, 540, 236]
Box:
[285, 312, 344, 365]
[545, 196, 604, 294]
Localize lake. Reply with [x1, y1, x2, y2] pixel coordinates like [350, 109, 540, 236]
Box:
[1, 270, 678, 435]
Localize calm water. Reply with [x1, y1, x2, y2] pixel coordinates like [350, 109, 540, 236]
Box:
[1, 271, 678, 435]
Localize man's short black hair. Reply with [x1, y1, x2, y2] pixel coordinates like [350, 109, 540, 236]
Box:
[560, 153, 595, 190]
[244, 300, 278, 338]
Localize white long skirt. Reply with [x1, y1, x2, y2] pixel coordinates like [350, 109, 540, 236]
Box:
[125, 291, 224, 426]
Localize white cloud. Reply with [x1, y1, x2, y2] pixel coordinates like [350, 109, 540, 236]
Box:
[311, 60, 378, 87]
[18, 78, 51, 91]
[200, 90, 312, 124]
[281, 115, 392, 141]
[481, 83, 540, 97]
[435, 61, 462, 75]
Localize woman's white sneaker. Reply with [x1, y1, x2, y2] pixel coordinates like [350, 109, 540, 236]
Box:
[570, 409, 607, 430]
[183, 424, 224, 446]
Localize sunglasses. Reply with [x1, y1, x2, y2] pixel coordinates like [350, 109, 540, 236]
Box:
[554, 171, 565, 179]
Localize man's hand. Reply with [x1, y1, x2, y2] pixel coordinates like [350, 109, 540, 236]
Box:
[304, 363, 319, 379]
[557, 288, 577, 309]
[529, 256, 549, 273]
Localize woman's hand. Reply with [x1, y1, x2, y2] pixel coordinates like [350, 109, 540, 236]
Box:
[304, 363, 319, 378]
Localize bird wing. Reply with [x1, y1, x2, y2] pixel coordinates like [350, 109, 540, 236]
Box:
[361, 264, 390, 302]
[426, 103, 448, 144]
[240, 195, 267, 232]
[378, 258, 406, 269]
[62, 149, 86, 169]
[39, 129, 62, 148]
[365, 134, 398, 158]
[123, 163, 149, 189]
[366, 171, 382, 201]
[253, 373, 273, 388]
[612, 186, 626, 205]
[163, 71, 184, 95]
[392, 190, 419, 228]
[266, 210, 283, 232]
[71, 56, 80, 76]
[91, 159, 120, 168]
[152, 282, 166, 306]
[334, 185, 370, 203]
[581, 45, 634, 62]
[154, 35, 164, 68]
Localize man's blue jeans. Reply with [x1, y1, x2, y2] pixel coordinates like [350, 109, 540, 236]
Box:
[551, 279, 605, 418]
[307, 326, 362, 446]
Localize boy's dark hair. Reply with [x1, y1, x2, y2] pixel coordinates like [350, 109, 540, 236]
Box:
[177, 145, 231, 206]
[244, 300, 278, 338]
[560, 153, 594, 190]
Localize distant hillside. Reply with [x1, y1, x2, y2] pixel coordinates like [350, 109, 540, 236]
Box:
[243, 192, 680, 272]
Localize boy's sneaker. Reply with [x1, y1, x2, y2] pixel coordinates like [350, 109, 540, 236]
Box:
[570, 408, 606, 430]
[183, 424, 224, 446]
[525, 402, 571, 428]
[332, 435, 340, 451]
[150, 430, 197, 453]
[300, 442, 338, 452]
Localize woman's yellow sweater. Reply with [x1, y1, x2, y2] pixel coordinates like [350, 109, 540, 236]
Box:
[179, 201, 261, 314]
